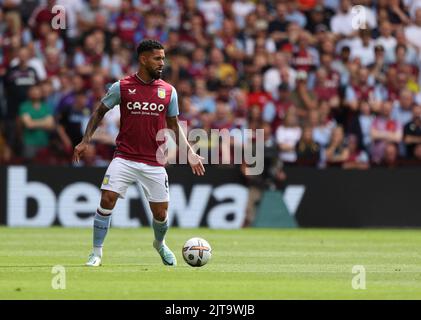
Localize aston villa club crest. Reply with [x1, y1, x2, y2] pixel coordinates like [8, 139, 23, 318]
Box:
[102, 175, 110, 185]
[158, 88, 166, 99]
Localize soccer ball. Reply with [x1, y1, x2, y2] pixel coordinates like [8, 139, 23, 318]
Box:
[182, 237, 212, 267]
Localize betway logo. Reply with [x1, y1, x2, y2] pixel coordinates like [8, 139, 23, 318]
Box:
[127, 101, 165, 111]
[5, 167, 305, 227]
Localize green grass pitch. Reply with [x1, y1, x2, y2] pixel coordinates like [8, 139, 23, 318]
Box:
[0, 227, 420, 299]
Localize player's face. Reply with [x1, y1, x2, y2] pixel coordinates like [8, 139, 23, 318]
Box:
[142, 49, 165, 79]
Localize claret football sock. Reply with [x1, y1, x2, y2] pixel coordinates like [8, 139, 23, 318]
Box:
[152, 217, 168, 248]
[93, 206, 112, 257]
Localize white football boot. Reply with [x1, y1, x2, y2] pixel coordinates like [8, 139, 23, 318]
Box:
[85, 253, 102, 267]
[153, 240, 177, 266]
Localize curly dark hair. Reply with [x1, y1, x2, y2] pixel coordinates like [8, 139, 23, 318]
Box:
[136, 39, 164, 57]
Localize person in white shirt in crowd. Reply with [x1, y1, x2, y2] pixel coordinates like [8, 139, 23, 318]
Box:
[404, 8, 421, 60]
[198, 0, 224, 35]
[276, 107, 302, 164]
[375, 21, 397, 65]
[263, 52, 296, 100]
[330, 0, 355, 37]
[232, 0, 256, 30]
[349, 29, 376, 67]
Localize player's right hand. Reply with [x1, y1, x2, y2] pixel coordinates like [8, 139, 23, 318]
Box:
[72, 141, 88, 163]
[188, 150, 205, 176]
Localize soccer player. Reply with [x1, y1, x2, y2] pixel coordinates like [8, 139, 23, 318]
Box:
[73, 39, 205, 267]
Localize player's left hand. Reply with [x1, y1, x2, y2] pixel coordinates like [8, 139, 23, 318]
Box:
[188, 150, 205, 176]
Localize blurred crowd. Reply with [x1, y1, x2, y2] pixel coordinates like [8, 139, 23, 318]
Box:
[2, 0, 421, 172]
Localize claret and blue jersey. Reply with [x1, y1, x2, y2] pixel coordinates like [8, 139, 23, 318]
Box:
[101, 74, 179, 166]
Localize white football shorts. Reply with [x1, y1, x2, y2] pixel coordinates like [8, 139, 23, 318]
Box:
[100, 157, 169, 202]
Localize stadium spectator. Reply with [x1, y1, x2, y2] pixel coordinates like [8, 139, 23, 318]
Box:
[329, 0, 355, 37]
[178, 95, 199, 129]
[310, 101, 337, 150]
[4, 46, 38, 120]
[369, 44, 388, 85]
[391, 89, 415, 127]
[344, 67, 379, 112]
[3, 46, 39, 154]
[318, 52, 340, 93]
[268, 2, 289, 44]
[78, 0, 111, 34]
[375, 21, 397, 65]
[312, 67, 340, 110]
[108, 0, 140, 47]
[56, 90, 91, 153]
[325, 126, 349, 167]
[56, 0, 84, 43]
[403, 105, 421, 160]
[291, 30, 318, 73]
[263, 83, 295, 133]
[212, 100, 234, 131]
[56, 73, 90, 114]
[263, 52, 296, 98]
[28, 0, 57, 40]
[0, 125, 12, 164]
[377, 142, 401, 168]
[286, 0, 307, 28]
[188, 47, 208, 79]
[276, 108, 302, 164]
[19, 84, 55, 161]
[208, 47, 237, 85]
[404, 8, 421, 60]
[73, 33, 110, 78]
[295, 125, 320, 166]
[331, 45, 351, 78]
[290, 70, 317, 119]
[390, 44, 419, 85]
[42, 46, 63, 82]
[342, 134, 370, 170]
[40, 78, 61, 112]
[370, 101, 403, 164]
[378, 0, 410, 26]
[191, 78, 216, 113]
[247, 73, 272, 111]
[232, 0, 255, 30]
[349, 29, 376, 67]
[394, 26, 418, 66]
[349, 100, 375, 152]
[134, 9, 169, 45]
[199, 0, 224, 34]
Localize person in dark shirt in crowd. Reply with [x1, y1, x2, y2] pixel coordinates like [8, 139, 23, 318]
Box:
[403, 105, 421, 160]
[56, 91, 91, 153]
[325, 126, 349, 167]
[4, 47, 39, 152]
[268, 2, 289, 48]
[0, 123, 12, 164]
[296, 125, 320, 166]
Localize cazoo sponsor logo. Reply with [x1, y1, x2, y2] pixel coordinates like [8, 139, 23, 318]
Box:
[126, 101, 165, 112]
